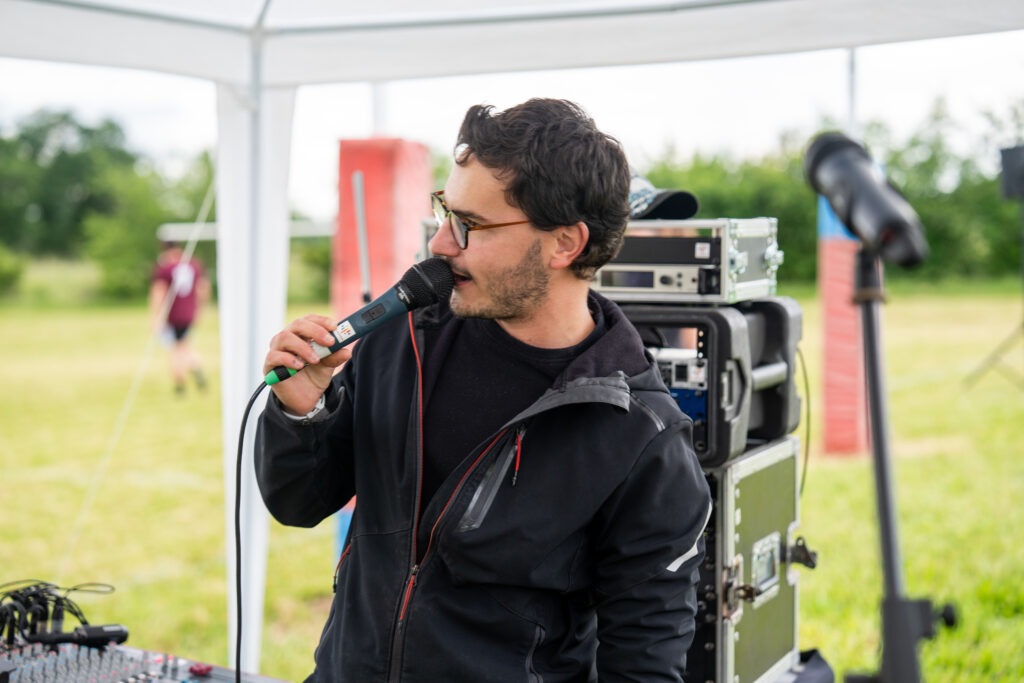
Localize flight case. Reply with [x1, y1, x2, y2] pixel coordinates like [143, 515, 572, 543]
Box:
[687, 436, 816, 683]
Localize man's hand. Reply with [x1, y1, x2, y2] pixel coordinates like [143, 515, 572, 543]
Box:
[264, 314, 354, 416]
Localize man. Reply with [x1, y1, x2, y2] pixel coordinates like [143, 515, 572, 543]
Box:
[149, 240, 209, 395]
[255, 98, 711, 682]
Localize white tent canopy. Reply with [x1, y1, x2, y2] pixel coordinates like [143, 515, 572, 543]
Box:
[7, 0, 1024, 86]
[4, 0, 1024, 673]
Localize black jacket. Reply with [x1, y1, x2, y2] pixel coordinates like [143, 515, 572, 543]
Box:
[255, 292, 711, 682]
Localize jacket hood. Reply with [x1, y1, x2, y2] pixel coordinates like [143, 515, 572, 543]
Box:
[417, 290, 657, 391]
[561, 290, 653, 385]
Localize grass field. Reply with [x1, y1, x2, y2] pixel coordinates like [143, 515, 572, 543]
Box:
[2, 267, 1022, 682]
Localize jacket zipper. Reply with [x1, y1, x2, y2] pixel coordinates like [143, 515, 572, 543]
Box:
[383, 316, 634, 680]
[332, 543, 352, 594]
[386, 428, 510, 682]
[511, 424, 525, 487]
[456, 424, 526, 533]
[386, 314, 428, 683]
[387, 316, 510, 682]
[387, 563, 419, 681]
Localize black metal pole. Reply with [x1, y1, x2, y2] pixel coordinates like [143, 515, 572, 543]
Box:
[846, 249, 936, 683]
[856, 251, 906, 605]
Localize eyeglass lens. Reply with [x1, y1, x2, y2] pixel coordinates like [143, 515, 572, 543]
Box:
[432, 193, 468, 248]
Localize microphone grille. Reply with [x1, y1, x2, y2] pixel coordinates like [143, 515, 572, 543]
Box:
[805, 131, 865, 188]
[401, 258, 454, 307]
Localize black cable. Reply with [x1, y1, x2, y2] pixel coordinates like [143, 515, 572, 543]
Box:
[2, 599, 26, 649]
[59, 582, 115, 627]
[0, 604, 11, 649]
[796, 345, 812, 497]
[62, 583, 115, 595]
[0, 581, 120, 654]
[0, 385, 272, 668]
[0, 580, 55, 593]
[235, 381, 270, 683]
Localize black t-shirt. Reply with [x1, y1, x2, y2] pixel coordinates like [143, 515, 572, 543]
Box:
[421, 303, 605, 511]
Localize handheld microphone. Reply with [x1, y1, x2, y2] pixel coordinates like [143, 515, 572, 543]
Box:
[26, 623, 129, 647]
[265, 257, 454, 385]
[805, 131, 928, 267]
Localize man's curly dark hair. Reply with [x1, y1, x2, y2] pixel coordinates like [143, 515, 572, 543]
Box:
[455, 98, 630, 280]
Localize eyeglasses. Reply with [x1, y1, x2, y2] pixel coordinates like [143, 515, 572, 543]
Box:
[430, 190, 530, 249]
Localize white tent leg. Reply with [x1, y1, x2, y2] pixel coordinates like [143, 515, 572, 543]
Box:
[215, 81, 296, 674]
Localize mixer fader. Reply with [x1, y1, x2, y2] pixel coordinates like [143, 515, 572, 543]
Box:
[0, 643, 285, 683]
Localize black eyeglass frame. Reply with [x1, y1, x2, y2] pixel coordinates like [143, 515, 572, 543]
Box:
[430, 190, 531, 249]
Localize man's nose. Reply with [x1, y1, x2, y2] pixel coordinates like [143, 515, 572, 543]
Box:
[428, 220, 458, 257]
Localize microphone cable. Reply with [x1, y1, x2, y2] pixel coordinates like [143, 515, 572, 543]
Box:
[229, 258, 451, 680]
[796, 345, 812, 498]
[233, 380, 271, 683]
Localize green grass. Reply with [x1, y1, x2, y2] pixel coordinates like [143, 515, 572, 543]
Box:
[10, 257, 104, 307]
[791, 282, 1024, 682]
[2, 269, 1022, 682]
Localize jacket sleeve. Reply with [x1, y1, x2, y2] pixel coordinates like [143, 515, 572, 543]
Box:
[254, 372, 357, 528]
[591, 417, 712, 682]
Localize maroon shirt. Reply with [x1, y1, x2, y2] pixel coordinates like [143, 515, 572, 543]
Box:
[152, 257, 204, 327]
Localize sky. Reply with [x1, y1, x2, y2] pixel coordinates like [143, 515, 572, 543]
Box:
[2, 29, 1023, 221]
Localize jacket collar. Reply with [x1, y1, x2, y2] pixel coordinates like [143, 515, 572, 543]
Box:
[415, 290, 661, 416]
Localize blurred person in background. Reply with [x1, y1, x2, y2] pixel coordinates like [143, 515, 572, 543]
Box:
[149, 240, 209, 395]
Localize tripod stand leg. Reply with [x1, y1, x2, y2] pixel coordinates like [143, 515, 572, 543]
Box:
[963, 320, 1024, 390]
[966, 200, 1024, 389]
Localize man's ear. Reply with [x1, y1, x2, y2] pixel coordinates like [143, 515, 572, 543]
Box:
[549, 221, 589, 270]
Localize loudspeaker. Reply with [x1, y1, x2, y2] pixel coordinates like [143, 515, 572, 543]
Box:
[1001, 145, 1024, 200]
[620, 296, 802, 468]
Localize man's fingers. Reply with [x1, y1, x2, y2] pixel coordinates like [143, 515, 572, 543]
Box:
[265, 316, 337, 370]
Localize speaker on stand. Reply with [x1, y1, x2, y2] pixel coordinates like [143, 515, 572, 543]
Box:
[964, 144, 1024, 389]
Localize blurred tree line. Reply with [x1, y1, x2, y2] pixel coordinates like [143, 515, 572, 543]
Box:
[0, 109, 216, 299]
[0, 100, 1022, 300]
[645, 99, 1023, 281]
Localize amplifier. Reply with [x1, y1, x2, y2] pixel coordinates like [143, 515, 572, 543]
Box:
[593, 218, 784, 304]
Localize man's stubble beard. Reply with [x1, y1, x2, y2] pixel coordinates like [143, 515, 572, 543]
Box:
[450, 239, 550, 322]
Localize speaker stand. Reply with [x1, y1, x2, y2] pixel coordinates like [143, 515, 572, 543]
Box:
[845, 250, 956, 683]
[964, 204, 1024, 390]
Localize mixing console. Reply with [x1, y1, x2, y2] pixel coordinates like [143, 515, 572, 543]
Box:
[0, 643, 285, 683]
